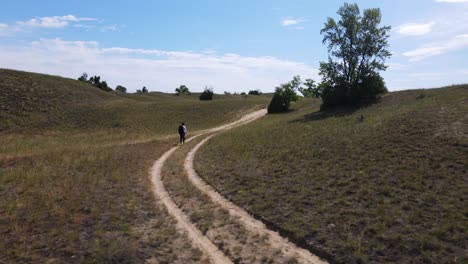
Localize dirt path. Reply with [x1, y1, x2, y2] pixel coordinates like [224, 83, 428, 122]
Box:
[150, 109, 327, 263]
[150, 135, 232, 264]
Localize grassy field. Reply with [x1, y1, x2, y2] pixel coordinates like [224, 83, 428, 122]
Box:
[0, 69, 270, 263]
[195, 85, 468, 263]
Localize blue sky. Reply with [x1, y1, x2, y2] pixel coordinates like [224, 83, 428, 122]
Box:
[1, 0, 467, 93]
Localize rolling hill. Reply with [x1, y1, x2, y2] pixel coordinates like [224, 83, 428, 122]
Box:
[195, 85, 468, 263]
[0, 68, 270, 263]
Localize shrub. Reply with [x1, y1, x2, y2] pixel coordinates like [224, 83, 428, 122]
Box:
[115, 85, 127, 93]
[267, 77, 299, 113]
[199, 86, 214, 100]
[248, 89, 262, 95]
[175, 85, 191, 95]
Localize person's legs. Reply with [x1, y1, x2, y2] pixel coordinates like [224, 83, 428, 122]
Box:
[182, 133, 186, 144]
[179, 133, 183, 144]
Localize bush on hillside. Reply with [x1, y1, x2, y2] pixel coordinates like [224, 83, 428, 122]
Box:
[78, 73, 88, 82]
[199, 86, 214, 100]
[141, 86, 148, 93]
[248, 89, 262, 95]
[115, 85, 127, 93]
[267, 76, 300, 113]
[78, 73, 112, 92]
[175, 85, 191, 95]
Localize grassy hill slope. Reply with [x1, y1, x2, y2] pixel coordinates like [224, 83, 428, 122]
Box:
[0, 69, 269, 134]
[195, 86, 468, 263]
[0, 69, 270, 158]
[0, 69, 270, 263]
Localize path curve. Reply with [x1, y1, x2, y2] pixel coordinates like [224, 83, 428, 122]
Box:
[149, 109, 266, 263]
[150, 108, 326, 263]
[150, 135, 232, 264]
[185, 138, 327, 264]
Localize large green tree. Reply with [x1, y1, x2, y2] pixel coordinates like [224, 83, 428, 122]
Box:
[319, 2, 391, 108]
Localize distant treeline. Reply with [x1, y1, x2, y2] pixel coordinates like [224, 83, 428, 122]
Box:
[77, 73, 148, 94]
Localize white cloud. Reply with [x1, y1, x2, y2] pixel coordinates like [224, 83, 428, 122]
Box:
[403, 34, 468, 61]
[17, 15, 96, 28]
[101, 24, 119, 32]
[397, 22, 435, 36]
[0, 38, 318, 93]
[435, 0, 468, 3]
[0, 23, 7, 29]
[281, 18, 304, 27]
[74, 24, 96, 29]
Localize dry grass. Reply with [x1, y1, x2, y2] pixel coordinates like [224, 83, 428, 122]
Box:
[0, 140, 209, 263]
[195, 85, 468, 263]
[0, 68, 269, 263]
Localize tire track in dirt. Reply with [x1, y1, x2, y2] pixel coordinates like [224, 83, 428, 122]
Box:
[150, 108, 326, 263]
[149, 110, 266, 263]
[185, 137, 328, 264]
[150, 134, 232, 264]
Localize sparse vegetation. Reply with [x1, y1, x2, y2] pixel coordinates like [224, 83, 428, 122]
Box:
[196, 85, 468, 263]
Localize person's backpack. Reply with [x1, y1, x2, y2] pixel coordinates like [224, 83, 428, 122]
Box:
[178, 125, 184, 134]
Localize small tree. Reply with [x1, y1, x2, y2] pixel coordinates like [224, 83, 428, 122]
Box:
[175, 85, 191, 95]
[136, 89, 142, 93]
[78, 73, 88, 82]
[199, 86, 214, 101]
[319, 2, 391, 108]
[267, 76, 300, 113]
[87, 75, 112, 92]
[248, 89, 262, 95]
[115, 85, 127, 93]
[298, 79, 322, 98]
[142, 86, 148, 93]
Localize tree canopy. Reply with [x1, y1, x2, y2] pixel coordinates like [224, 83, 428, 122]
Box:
[319, 2, 391, 108]
[78, 73, 112, 92]
[175, 85, 191, 95]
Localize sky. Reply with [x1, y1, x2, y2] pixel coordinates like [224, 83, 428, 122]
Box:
[0, 0, 467, 93]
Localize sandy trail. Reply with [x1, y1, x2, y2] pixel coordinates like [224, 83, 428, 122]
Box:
[150, 108, 327, 263]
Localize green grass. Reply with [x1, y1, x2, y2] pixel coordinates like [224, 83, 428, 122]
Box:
[0, 68, 269, 263]
[195, 85, 468, 263]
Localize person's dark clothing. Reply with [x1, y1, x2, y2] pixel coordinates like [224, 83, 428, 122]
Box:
[178, 125, 186, 144]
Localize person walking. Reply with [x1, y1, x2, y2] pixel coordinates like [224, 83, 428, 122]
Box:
[178, 122, 187, 145]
